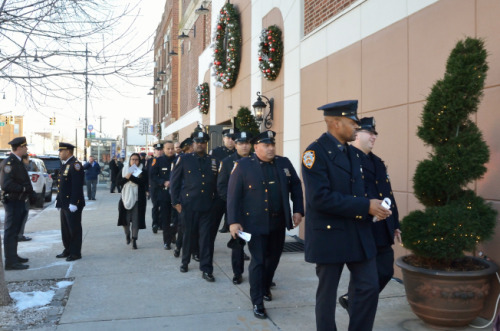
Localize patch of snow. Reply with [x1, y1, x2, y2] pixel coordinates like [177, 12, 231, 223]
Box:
[10, 290, 55, 311]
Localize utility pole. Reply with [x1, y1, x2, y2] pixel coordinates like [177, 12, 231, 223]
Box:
[98, 116, 105, 134]
[84, 43, 89, 161]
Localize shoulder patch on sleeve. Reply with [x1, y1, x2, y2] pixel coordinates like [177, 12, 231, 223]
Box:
[4, 165, 11, 173]
[302, 150, 315, 169]
[231, 162, 238, 175]
[74, 163, 81, 171]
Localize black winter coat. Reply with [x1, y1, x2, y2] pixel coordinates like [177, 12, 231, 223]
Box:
[116, 170, 147, 229]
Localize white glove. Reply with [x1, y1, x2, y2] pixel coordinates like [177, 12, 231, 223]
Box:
[69, 204, 78, 212]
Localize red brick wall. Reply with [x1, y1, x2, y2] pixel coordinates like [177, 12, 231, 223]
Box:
[304, 0, 357, 35]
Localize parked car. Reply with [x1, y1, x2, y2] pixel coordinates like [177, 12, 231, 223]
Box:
[27, 157, 54, 208]
[37, 155, 61, 192]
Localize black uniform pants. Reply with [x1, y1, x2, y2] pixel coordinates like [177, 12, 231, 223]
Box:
[231, 241, 245, 277]
[151, 198, 160, 228]
[247, 224, 286, 305]
[160, 199, 175, 245]
[3, 199, 28, 266]
[211, 197, 226, 238]
[181, 209, 214, 273]
[60, 209, 83, 257]
[315, 257, 379, 331]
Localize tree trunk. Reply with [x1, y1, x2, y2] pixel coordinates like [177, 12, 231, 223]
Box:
[0, 233, 12, 305]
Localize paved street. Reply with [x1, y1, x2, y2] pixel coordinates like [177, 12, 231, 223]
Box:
[1, 186, 486, 330]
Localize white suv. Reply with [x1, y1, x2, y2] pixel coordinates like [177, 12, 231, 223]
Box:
[27, 157, 54, 208]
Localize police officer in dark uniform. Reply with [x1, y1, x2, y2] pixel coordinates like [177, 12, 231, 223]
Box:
[170, 131, 219, 282]
[227, 130, 304, 319]
[151, 141, 177, 249]
[149, 143, 164, 233]
[0, 137, 33, 270]
[210, 128, 237, 233]
[217, 131, 253, 285]
[301, 101, 392, 331]
[55, 142, 85, 261]
[338, 117, 402, 310]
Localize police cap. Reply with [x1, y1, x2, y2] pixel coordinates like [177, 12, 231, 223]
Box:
[251, 130, 276, 144]
[234, 131, 253, 143]
[153, 143, 163, 150]
[318, 100, 360, 123]
[191, 131, 210, 143]
[58, 142, 75, 151]
[222, 128, 239, 138]
[8, 136, 27, 147]
[358, 117, 378, 135]
[180, 138, 193, 149]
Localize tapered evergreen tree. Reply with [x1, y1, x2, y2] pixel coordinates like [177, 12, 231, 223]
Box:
[235, 107, 260, 137]
[401, 38, 497, 265]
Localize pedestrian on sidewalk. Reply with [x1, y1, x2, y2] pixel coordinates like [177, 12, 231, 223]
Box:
[109, 156, 120, 193]
[0, 137, 33, 270]
[117, 153, 147, 249]
[83, 155, 100, 200]
[56, 142, 85, 262]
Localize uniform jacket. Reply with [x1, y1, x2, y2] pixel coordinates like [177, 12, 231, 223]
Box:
[210, 146, 235, 162]
[170, 152, 219, 212]
[116, 169, 147, 229]
[0, 154, 33, 201]
[352, 146, 400, 247]
[56, 156, 85, 210]
[83, 161, 101, 180]
[227, 154, 304, 236]
[217, 153, 245, 201]
[302, 133, 375, 264]
[150, 155, 176, 202]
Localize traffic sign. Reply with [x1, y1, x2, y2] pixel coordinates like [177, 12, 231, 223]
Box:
[88, 124, 93, 132]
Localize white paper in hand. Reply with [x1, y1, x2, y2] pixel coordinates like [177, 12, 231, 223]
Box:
[237, 230, 252, 242]
[128, 164, 138, 174]
[132, 167, 143, 177]
[373, 197, 391, 222]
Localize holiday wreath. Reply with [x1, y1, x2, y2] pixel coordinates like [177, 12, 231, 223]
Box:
[196, 82, 210, 114]
[212, 3, 241, 89]
[258, 25, 283, 81]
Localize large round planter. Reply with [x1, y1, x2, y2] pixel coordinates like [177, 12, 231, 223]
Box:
[396, 256, 498, 329]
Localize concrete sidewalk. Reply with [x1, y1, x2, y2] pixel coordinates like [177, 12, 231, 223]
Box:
[5, 187, 487, 330]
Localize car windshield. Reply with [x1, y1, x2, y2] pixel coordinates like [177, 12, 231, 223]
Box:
[40, 158, 61, 170]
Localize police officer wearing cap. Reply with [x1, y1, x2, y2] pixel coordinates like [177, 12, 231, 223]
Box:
[210, 128, 238, 234]
[301, 100, 392, 331]
[149, 143, 164, 233]
[170, 130, 219, 281]
[0, 137, 33, 270]
[337, 117, 402, 311]
[56, 142, 85, 261]
[227, 130, 304, 319]
[151, 141, 177, 249]
[217, 131, 253, 285]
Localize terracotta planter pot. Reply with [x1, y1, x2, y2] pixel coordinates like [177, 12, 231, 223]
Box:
[396, 256, 498, 329]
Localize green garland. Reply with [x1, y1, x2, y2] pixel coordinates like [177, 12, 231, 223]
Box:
[196, 82, 210, 114]
[258, 25, 283, 81]
[212, 3, 241, 89]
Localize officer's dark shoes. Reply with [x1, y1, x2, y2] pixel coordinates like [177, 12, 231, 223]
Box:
[66, 255, 81, 262]
[192, 254, 200, 262]
[232, 274, 242, 285]
[244, 252, 250, 261]
[56, 253, 69, 258]
[17, 256, 29, 263]
[219, 226, 229, 233]
[173, 248, 180, 258]
[339, 295, 349, 310]
[180, 264, 188, 273]
[263, 289, 272, 302]
[18, 236, 32, 242]
[152, 225, 158, 234]
[253, 304, 267, 319]
[164, 243, 171, 250]
[202, 272, 215, 282]
[5, 263, 29, 270]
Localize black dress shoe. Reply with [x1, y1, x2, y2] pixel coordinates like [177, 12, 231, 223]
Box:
[202, 272, 215, 282]
[164, 243, 171, 250]
[173, 248, 180, 258]
[180, 264, 188, 273]
[244, 252, 250, 261]
[253, 304, 267, 319]
[219, 226, 229, 233]
[56, 253, 69, 258]
[192, 254, 200, 262]
[338, 295, 349, 310]
[263, 289, 272, 302]
[18, 236, 32, 242]
[152, 225, 158, 234]
[232, 274, 242, 285]
[5, 263, 29, 270]
[17, 256, 29, 263]
[66, 255, 82, 262]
